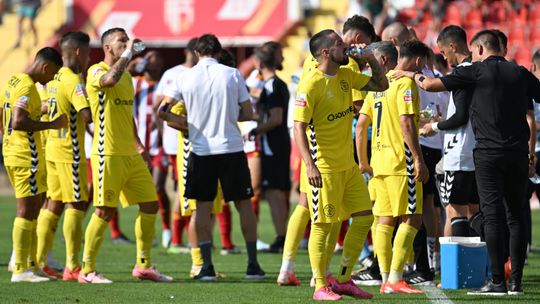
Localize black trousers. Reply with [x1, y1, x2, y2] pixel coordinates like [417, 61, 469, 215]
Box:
[474, 149, 528, 283]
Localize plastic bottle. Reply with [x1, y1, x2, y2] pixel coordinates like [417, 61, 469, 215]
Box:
[346, 46, 372, 57]
[133, 41, 146, 53]
[422, 102, 437, 119]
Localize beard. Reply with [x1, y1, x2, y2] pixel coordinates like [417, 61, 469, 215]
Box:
[276, 63, 283, 71]
[330, 52, 349, 66]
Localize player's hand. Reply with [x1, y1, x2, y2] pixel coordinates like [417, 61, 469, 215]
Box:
[307, 164, 323, 188]
[414, 159, 429, 183]
[50, 114, 67, 129]
[420, 123, 437, 137]
[392, 70, 415, 80]
[529, 163, 536, 178]
[126, 38, 140, 53]
[359, 162, 373, 175]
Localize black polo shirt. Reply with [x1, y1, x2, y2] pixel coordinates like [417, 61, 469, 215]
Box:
[440, 56, 540, 152]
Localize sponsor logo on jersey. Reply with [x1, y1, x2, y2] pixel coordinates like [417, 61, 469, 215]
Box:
[114, 98, 134, 106]
[75, 84, 87, 97]
[16, 96, 29, 109]
[295, 93, 307, 107]
[327, 106, 354, 122]
[404, 89, 413, 103]
[340, 80, 349, 92]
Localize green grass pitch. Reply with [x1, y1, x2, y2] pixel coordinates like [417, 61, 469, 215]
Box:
[0, 195, 539, 303]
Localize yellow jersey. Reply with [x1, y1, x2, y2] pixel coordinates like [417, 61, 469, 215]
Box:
[300, 55, 367, 101]
[360, 70, 420, 176]
[36, 83, 49, 149]
[294, 67, 370, 173]
[46, 67, 90, 163]
[1, 73, 44, 167]
[86, 61, 137, 156]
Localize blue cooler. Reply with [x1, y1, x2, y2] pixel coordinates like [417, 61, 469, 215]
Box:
[439, 237, 487, 289]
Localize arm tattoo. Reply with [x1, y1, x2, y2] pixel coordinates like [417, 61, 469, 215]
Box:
[363, 57, 388, 92]
[99, 57, 130, 87]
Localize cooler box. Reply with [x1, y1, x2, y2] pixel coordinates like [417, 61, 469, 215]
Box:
[439, 237, 487, 289]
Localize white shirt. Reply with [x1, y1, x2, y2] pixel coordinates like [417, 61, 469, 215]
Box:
[443, 61, 476, 171]
[156, 65, 190, 155]
[419, 67, 448, 149]
[164, 58, 250, 156]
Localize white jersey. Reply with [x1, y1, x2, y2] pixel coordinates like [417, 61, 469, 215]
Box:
[419, 67, 448, 149]
[132, 77, 160, 156]
[241, 69, 264, 153]
[156, 65, 190, 155]
[443, 61, 475, 171]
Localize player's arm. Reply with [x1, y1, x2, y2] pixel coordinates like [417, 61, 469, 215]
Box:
[158, 99, 188, 132]
[250, 107, 282, 136]
[12, 107, 66, 131]
[400, 114, 428, 183]
[355, 114, 373, 175]
[294, 121, 322, 188]
[354, 53, 388, 92]
[99, 39, 137, 88]
[238, 100, 254, 122]
[80, 108, 92, 125]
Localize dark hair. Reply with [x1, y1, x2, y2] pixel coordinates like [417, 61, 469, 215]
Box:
[399, 39, 430, 59]
[186, 37, 198, 53]
[435, 53, 448, 69]
[195, 34, 222, 56]
[533, 50, 540, 63]
[60, 31, 90, 50]
[219, 49, 236, 67]
[343, 15, 376, 42]
[254, 45, 275, 69]
[100, 27, 126, 45]
[309, 29, 336, 58]
[370, 41, 398, 65]
[35, 47, 63, 66]
[437, 25, 467, 45]
[490, 29, 507, 50]
[470, 30, 501, 53]
[262, 41, 282, 53]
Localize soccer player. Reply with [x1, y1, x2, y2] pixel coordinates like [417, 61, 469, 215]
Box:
[1, 47, 65, 282]
[294, 29, 388, 300]
[358, 39, 430, 294]
[80, 27, 172, 283]
[33, 32, 93, 281]
[248, 44, 291, 254]
[278, 15, 377, 286]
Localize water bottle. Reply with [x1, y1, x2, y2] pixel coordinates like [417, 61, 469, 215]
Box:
[362, 172, 372, 184]
[134, 57, 148, 74]
[422, 102, 436, 119]
[346, 46, 372, 57]
[133, 41, 146, 53]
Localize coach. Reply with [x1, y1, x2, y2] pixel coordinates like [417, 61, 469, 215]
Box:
[395, 30, 540, 295]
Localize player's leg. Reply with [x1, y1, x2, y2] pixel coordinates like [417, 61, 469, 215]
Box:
[153, 151, 172, 248]
[36, 199, 63, 278]
[217, 201, 239, 254]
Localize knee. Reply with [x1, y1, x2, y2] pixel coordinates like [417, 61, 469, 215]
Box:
[95, 207, 117, 221]
[139, 201, 159, 214]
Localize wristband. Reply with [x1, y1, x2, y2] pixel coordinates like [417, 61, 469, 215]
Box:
[121, 49, 133, 60]
[431, 122, 440, 133]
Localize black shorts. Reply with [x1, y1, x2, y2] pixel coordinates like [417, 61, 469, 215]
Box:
[261, 153, 291, 191]
[185, 152, 253, 202]
[421, 145, 442, 203]
[439, 170, 479, 207]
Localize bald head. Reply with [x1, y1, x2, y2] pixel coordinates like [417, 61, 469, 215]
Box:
[382, 23, 411, 48]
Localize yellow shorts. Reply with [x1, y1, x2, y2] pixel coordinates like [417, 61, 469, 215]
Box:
[367, 177, 377, 202]
[6, 165, 47, 198]
[179, 189, 223, 216]
[91, 154, 158, 208]
[306, 166, 371, 223]
[372, 175, 423, 217]
[46, 160, 88, 203]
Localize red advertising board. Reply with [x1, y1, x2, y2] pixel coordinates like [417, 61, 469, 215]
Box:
[71, 0, 297, 46]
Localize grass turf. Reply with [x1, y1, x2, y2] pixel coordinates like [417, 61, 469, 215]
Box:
[0, 195, 539, 303]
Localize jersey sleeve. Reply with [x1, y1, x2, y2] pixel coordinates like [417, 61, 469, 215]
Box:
[396, 79, 419, 116]
[170, 101, 187, 115]
[68, 76, 90, 112]
[293, 82, 316, 124]
[87, 65, 107, 89]
[350, 69, 371, 91]
[359, 94, 373, 119]
[14, 82, 33, 111]
[440, 64, 477, 91]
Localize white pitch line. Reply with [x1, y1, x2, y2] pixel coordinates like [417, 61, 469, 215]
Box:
[421, 286, 455, 304]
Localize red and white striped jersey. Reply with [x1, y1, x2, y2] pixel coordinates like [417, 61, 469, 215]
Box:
[132, 76, 160, 156]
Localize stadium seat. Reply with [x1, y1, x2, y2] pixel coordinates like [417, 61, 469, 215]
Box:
[443, 3, 462, 25]
[464, 9, 483, 28]
[513, 47, 532, 67]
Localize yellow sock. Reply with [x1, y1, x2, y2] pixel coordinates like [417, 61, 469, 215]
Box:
[309, 222, 332, 290]
[371, 216, 378, 256]
[191, 248, 203, 267]
[324, 222, 341, 275]
[135, 212, 156, 269]
[82, 213, 108, 274]
[374, 224, 394, 283]
[12, 218, 33, 274]
[64, 208, 85, 271]
[28, 219, 38, 270]
[337, 214, 373, 283]
[36, 209, 60, 268]
[389, 223, 418, 284]
[281, 205, 310, 272]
